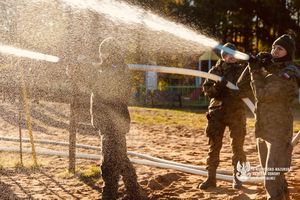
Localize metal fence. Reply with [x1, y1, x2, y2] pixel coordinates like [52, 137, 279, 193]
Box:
[132, 85, 209, 107]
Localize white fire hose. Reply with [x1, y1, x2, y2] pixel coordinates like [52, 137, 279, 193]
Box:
[0, 137, 263, 183]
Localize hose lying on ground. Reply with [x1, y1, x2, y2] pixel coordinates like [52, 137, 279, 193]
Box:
[0, 145, 264, 183]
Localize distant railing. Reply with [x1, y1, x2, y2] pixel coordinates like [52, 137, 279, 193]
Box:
[133, 85, 209, 107]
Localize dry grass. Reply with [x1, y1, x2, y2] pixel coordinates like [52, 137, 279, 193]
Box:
[129, 106, 300, 133]
[129, 106, 258, 129]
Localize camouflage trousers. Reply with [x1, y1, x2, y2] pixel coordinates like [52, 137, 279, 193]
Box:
[257, 138, 293, 200]
[205, 113, 247, 170]
[92, 100, 140, 200]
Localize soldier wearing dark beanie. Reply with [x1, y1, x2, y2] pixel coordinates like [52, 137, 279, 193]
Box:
[246, 33, 300, 200]
[272, 34, 296, 62]
[221, 42, 236, 60]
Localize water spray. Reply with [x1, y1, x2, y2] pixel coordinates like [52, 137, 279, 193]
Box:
[0, 44, 60, 63]
[59, 0, 249, 61]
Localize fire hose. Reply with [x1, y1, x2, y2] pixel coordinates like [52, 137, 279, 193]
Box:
[0, 137, 263, 183]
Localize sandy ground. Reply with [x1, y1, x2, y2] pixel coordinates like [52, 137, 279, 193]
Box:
[0, 101, 300, 200]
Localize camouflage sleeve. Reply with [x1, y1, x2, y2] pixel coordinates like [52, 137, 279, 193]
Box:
[235, 66, 253, 98]
[202, 63, 223, 98]
[282, 64, 300, 86]
[250, 70, 297, 102]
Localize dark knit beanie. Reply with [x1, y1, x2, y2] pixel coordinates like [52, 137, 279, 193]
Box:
[221, 42, 236, 59]
[273, 34, 296, 60]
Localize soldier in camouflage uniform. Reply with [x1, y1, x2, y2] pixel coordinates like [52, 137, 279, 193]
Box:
[81, 37, 145, 200]
[248, 34, 299, 200]
[199, 43, 247, 190]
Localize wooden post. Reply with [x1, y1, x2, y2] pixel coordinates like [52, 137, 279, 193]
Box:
[65, 7, 77, 173]
[68, 93, 77, 173]
[19, 60, 37, 166]
[18, 103, 23, 166]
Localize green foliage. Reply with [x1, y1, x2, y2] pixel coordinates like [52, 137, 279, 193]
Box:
[158, 80, 168, 91]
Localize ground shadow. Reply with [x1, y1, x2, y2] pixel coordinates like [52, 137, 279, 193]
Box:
[0, 103, 48, 133]
[0, 168, 34, 199]
[0, 181, 22, 200]
[0, 101, 98, 136]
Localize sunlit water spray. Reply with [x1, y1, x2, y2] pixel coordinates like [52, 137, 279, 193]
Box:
[60, 0, 250, 60]
[0, 0, 249, 62]
[0, 44, 60, 63]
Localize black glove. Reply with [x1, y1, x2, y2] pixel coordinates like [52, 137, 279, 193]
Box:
[257, 52, 273, 68]
[248, 54, 261, 72]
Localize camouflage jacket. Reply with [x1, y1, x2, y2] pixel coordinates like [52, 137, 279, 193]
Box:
[250, 62, 300, 142]
[203, 59, 247, 116]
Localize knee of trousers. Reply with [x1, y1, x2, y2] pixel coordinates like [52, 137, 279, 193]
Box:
[230, 126, 246, 139]
[205, 123, 224, 137]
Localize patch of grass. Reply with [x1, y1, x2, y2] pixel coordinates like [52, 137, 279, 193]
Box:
[14, 162, 24, 169]
[129, 106, 300, 133]
[78, 165, 101, 179]
[56, 169, 76, 179]
[0, 153, 51, 171]
[129, 106, 258, 129]
[77, 165, 102, 187]
[129, 106, 207, 129]
[0, 153, 21, 168]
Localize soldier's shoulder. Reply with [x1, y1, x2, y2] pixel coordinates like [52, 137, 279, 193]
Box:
[284, 63, 300, 72]
[281, 63, 300, 80]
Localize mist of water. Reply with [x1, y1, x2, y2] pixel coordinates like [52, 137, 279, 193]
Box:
[0, 0, 251, 104]
[0, 44, 60, 63]
[60, 0, 249, 60]
[0, 0, 249, 63]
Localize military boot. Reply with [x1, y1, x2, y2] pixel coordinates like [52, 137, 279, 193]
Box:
[122, 185, 149, 200]
[233, 170, 243, 189]
[198, 168, 217, 190]
[122, 163, 149, 200]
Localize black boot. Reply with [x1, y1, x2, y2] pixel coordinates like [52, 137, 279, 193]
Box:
[101, 164, 119, 200]
[122, 159, 149, 200]
[198, 168, 217, 190]
[122, 184, 148, 200]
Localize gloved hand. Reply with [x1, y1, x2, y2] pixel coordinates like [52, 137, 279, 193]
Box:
[257, 52, 273, 68]
[248, 54, 261, 72]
